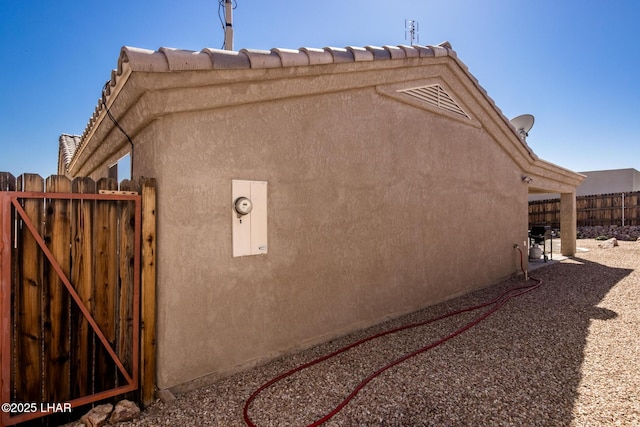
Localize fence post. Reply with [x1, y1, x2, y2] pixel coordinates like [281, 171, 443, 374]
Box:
[0, 172, 16, 426]
[140, 178, 157, 407]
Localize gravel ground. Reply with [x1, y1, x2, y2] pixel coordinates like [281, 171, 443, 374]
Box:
[77, 239, 640, 426]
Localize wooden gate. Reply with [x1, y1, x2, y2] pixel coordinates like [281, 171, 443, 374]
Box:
[0, 173, 156, 426]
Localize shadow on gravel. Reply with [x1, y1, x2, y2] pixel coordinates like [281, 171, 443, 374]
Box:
[243, 255, 634, 427]
[319, 256, 634, 427]
[121, 254, 634, 427]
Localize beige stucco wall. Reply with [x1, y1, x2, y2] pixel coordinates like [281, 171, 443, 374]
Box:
[63, 47, 583, 391]
[136, 85, 530, 389]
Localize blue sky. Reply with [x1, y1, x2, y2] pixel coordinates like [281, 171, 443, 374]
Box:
[1, 0, 639, 177]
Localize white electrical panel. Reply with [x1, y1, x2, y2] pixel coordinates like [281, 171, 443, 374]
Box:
[232, 180, 267, 257]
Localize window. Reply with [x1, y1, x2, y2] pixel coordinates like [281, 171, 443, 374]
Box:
[108, 153, 131, 183]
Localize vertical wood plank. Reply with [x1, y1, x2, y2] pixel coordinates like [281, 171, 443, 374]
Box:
[15, 173, 44, 402]
[70, 177, 96, 398]
[94, 178, 118, 393]
[117, 180, 139, 387]
[43, 175, 72, 403]
[1, 172, 16, 412]
[140, 177, 156, 407]
[0, 172, 16, 191]
[576, 197, 584, 225]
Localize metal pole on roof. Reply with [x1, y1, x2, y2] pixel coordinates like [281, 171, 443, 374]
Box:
[405, 19, 419, 45]
[224, 0, 234, 51]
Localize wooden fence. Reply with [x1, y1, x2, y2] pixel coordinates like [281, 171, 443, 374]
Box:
[529, 191, 640, 228]
[0, 173, 156, 426]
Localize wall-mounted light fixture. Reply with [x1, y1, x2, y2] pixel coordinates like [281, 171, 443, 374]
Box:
[521, 175, 533, 184]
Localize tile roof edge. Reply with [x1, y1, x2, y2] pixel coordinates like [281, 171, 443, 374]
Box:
[116, 41, 457, 72]
[69, 41, 462, 172]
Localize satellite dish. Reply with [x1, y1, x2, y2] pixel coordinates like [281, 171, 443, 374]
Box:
[510, 114, 535, 141]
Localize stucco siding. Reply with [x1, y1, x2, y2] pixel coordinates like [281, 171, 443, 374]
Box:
[57, 43, 583, 394]
[146, 87, 527, 389]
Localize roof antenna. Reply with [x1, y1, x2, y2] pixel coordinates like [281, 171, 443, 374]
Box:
[224, 0, 234, 50]
[405, 19, 419, 45]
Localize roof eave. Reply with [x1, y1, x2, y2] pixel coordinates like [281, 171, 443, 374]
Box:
[67, 61, 134, 175]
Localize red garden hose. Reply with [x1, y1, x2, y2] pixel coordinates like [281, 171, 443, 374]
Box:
[243, 247, 539, 426]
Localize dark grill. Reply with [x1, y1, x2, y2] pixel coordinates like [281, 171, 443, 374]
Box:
[529, 225, 553, 261]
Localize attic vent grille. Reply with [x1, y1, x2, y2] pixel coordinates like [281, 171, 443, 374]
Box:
[398, 84, 470, 119]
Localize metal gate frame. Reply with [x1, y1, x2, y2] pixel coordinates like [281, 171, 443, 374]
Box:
[0, 191, 141, 426]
